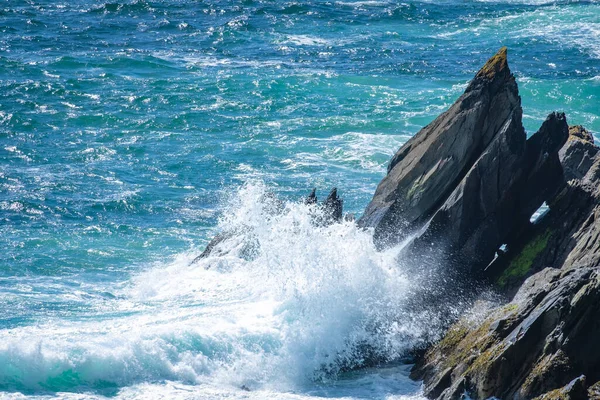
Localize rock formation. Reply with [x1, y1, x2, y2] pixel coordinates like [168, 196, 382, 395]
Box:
[194, 46, 600, 398]
[411, 131, 600, 399]
[360, 47, 600, 399]
[193, 187, 344, 264]
[359, 47, 523, 250]
[362, 47, 569, 279]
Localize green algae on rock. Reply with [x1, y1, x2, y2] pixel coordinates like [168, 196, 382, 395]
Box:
[497, 229, 552, 288]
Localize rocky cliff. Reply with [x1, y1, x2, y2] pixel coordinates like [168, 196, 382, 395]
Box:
[361, 48, 600, 399]
[411, 131, 600, 400]
[360, 48, 570, 279]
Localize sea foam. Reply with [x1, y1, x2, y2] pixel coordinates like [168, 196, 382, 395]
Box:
[0, 182, 435, 397]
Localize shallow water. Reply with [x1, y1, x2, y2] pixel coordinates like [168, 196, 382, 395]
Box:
[1, 0, 599, 398]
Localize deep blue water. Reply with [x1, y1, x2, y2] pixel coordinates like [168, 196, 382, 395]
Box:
[1, 0, 599, 398]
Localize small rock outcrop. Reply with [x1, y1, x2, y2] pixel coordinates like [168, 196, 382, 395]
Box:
[323, 188, 343, 224]
[193, 187, 344, 264]
[305, 188, 318, 205]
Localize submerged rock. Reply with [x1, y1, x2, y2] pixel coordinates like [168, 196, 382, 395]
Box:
[193, 187, 344, 264]
[191, 225, 261, 265]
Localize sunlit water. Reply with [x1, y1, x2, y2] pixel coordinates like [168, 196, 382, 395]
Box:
[1, 0, 599, 398]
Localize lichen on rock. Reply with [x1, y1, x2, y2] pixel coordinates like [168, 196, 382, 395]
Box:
[476, 46, 509, 81]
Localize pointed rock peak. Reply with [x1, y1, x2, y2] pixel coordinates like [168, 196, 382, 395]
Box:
[324, 187, 343, 222]
[475, 47, 510, 82]
[326, 187, 338, 201]
[568, 125, 594, 144]
[305, 188, 317, 204]
[528, 112, 569, 154]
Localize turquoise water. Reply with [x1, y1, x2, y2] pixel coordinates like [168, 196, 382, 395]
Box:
[1, 0, 599, 398]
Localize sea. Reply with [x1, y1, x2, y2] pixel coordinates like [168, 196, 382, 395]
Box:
[1, 0, 599, 398]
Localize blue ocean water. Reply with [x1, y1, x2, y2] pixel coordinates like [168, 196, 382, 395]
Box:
[1, 0, 599, 398]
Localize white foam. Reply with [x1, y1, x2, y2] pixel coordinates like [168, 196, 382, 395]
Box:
[282, 35, 330, 47]
[0, 182, 434, 398]
[335, 0, 391, 7]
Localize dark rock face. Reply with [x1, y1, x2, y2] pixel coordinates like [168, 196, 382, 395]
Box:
[357, 47, 600, 399]
[362, 47, 568, 278]
[405, 85, 600, 400]
[559, 125, 598, 181]
[359, 47, 522, 248]
[413, 263, 600, 399]
[411, 112, 568, 275]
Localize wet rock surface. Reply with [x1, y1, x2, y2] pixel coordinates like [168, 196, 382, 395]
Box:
[358, 48, 600, 399]
[359, 47, 523, 249]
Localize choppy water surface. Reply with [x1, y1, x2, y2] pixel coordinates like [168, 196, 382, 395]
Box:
[1, 0, 599, 398]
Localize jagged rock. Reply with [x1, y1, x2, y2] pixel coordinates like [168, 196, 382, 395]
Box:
[307, 187, 344, 226]
[191, 226, 260, 265]
[305, 188, 317, 204]
[323, 188, 343, 223]
[410, 112, 567, 275]
[412, 124, 600, 398]
[516, 112, 569, 223]
[486, 153, 599, 293]
[359, 47, 522, 248]
[559, 125, 598, 181]
[362, 47, 568, 277]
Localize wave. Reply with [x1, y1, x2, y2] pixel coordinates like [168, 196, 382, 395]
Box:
[0, 182, 442, 397]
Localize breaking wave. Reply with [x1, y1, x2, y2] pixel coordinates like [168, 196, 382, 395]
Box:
[0, 182, 444, 397]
